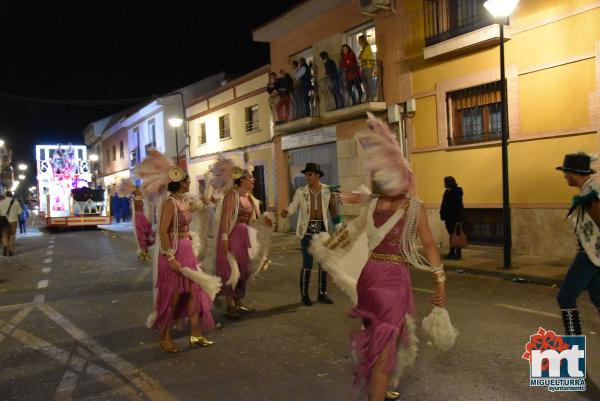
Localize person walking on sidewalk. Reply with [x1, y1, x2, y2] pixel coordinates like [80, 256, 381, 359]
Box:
[440, 176, 464, 260]
[17, 198, 29, 234]
[0, 190, 23, 257]
[281, 163, 340, 306]
[556, 152, 600, 335]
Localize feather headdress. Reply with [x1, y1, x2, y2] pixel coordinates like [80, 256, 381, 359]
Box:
[355, 112, 415, 196]
[136, 149, 187, 195]
[206, 153, 255, 195]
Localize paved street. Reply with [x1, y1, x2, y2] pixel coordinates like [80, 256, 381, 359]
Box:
[1, 226, 600, 401]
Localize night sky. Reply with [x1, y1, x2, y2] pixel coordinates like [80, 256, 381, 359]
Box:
[0, 0, 300, 190]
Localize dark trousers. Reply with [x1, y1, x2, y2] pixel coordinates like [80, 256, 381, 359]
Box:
[18, 220, 26, 234]
[557, 251, 600, 310]
[301, 221, 326, 269]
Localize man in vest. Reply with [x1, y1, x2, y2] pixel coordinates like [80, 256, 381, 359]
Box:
[556, 152, 600, 334]
[282, 163, 339, 306]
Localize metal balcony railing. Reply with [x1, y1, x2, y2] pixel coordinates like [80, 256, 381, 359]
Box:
[423, 0, 494, 47]
[268, 81, 319, 124]
[245, 120, 260, 133]
[319, 60, 383, 112]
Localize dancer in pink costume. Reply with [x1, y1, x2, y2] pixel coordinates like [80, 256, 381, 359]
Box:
[138, 150, 221, 353]
[310, 113, 456, 401]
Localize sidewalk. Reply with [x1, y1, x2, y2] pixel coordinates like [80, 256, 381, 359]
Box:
[96, 224, 570, 286]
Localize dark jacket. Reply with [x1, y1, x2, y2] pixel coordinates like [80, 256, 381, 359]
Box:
[440, 186, 463, 222]
[323, 58, 339, 80]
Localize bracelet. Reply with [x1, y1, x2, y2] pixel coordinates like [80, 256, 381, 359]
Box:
[432, 268, 446, 283]
[221, 233, 229, 241]
[161, 248, 175, 256]
[166, 254, 176, 262]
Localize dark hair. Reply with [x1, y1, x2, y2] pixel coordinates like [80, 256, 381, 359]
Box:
[341, 44, 354, 55]
[167, 174, 189, 192]
[233, 171, 251, 187]
[319, 51, 328, 59]
[444, 176, 457, 188]
[5, 191, 13, 197]
[292, 60, 299, 67]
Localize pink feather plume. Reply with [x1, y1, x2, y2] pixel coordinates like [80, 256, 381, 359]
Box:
[136, 149, 174, 195]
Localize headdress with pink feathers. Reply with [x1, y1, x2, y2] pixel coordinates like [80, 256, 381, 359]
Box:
[136, 149, 187, 195]
[205, 153, 254, 196]
[356, 112, 415, 196]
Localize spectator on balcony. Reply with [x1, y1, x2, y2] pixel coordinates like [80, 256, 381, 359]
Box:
[340, 44, 363, 105]
[278, 69, 294, 121]
[267, 72, 284, 122]
[293, 58, 312, 117]
[358, 35, 377, 101]
[319, 51, 343, 110]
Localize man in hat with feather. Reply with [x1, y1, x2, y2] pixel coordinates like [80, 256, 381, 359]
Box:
[281, 162, 340, 306]
[556, 152, 600, 335]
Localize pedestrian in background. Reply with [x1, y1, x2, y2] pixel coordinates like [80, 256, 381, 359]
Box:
[556, 153, 600, 335]
[0, 190, 23, 257]
[121, 195, 131, 222]
[440, 176, 464, 260]
[17, 197, 29, 234]
[358, 35, 376, 101]
[111, 192, 122, 223]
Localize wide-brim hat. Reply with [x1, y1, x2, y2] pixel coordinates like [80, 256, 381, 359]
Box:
[301, 162, 324, 177]
[556, 153, 595, 175]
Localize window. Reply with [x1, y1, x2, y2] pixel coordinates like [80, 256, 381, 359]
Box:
[130, 149, 138, 168]
[119, 141, 124, 159]
[423, 0, 494, 47]
[198, 123, 207, 145]
[447, 81, 502, 146]
[147, 119, 156, 148]
[112, 145, 116, 161]
[106, 149, 110, 165]
[219, 115, 230, 139]
[347, 23, 376, 57]
[245, 105, 260, 133]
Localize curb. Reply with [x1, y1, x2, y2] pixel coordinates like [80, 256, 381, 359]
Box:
[444, 265, 563, 286]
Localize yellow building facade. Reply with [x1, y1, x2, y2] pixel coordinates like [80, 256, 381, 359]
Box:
[186, 67, 275, 210]
[255, 0, 600, 257]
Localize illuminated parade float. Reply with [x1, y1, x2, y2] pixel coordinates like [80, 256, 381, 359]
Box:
[36, 144, 110, 227]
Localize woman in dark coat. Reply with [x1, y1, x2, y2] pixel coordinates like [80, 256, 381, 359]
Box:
[440, 176, 464, 259]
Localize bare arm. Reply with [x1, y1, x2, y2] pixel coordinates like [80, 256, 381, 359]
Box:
[281, 189, 300, 217]
[159, 199, 181, 272]
[220, 191, 237, 251]
[417, 204, 445, 306]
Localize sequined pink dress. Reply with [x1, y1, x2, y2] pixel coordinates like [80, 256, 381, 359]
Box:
[154, 199, 214, 332]
[351, 209, 415, 386]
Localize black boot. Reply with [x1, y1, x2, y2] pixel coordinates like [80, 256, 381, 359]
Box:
[443, 243, 455, 259]
[561, 308, 582, 335]
[317, 268, 333, 304]
[300, 268, 313, 306]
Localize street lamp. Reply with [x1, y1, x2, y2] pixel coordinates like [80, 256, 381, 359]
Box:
[18, 174, 26, 180]
[18, 163, 28, 171]
[0, 139, 4, 148]
[168, 117, 184, 165]
[89, 154, 99, 162]
[484, 0, 519, 269]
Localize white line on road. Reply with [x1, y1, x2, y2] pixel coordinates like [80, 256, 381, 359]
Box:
[0, 302, 37, 312]
[49, 240, 55, 244]
[33, 295, 45, 304]
[48, 245, 54, 249]
[54, 370, 79, 401]
[38, 304, 180, 401]
[37, 280, 49, 289]
[494, 303, 561, 319]
[46, 251, 54, 256]
[43, 258, 52, 264]
[42, 267, 51, 274]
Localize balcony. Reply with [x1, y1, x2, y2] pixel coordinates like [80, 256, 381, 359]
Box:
[129, 149, 138, 169]
[269, 61, 386, 134]
[423, 0, 503, 59]
[319, 61, 386, 121]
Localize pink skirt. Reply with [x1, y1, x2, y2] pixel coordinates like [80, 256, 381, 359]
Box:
[351, 260, 415, 386]
[153, 238, 214, 332]
[216, 223, 251, 298]
[135, 211, 154, 250]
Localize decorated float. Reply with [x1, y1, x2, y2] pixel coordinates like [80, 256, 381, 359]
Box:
[36, 144, 110, 227]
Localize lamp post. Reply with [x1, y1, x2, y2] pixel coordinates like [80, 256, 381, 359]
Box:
[0, 139, 4, 148]
[18, 163, 28, 171]
[18, 174, 25, 180]
[168, 117, 184, 165]
[484, 0, 519, 269]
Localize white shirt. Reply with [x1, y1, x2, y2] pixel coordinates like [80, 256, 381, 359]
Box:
[0, 196, 23, 223]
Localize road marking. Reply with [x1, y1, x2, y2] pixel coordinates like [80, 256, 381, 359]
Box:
[413, 287, 435, 294]
[11, 307, 33, 325]
[43, 258, 52, 264]
[38, 304, 180, 401]
[37, 280, 49, 289]
[48, 245, 54, 249]
[54, 370, 79, 401]
[495, 303, 561, 319]
[49, 240, 55, 244]
[42, 267, 51, 274]
[33, 294, 45, 304]
[0, 302, 37, 312]
[46, 251, 54, 256]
